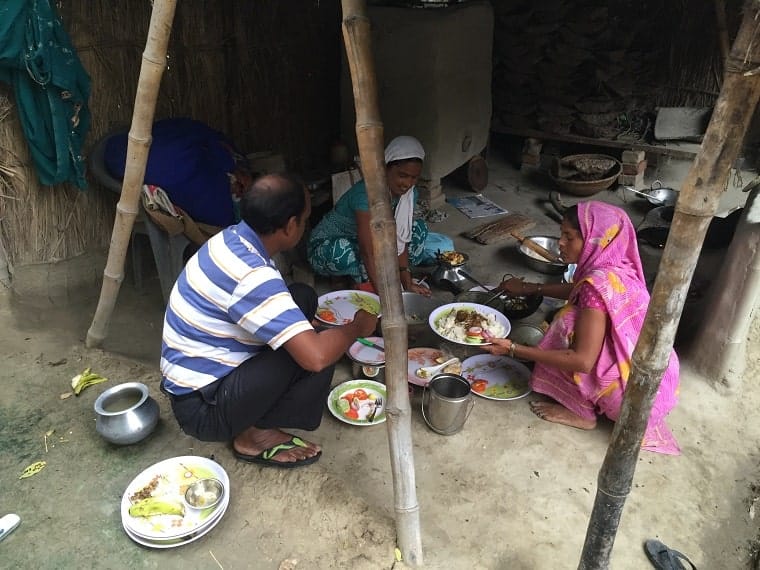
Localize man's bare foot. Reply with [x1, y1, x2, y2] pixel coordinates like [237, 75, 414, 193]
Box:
[233, 427, 320, 464]
[529, 401, 597, 430]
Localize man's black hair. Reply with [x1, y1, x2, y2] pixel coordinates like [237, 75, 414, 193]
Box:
[240, 173, 306, 235]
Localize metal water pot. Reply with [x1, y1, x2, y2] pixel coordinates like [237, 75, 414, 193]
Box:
[93, 382, 160, 445]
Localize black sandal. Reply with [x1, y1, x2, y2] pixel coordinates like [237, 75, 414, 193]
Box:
[644, 539, 697, 570]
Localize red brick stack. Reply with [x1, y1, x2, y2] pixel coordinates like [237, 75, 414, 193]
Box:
[618, 150, 647, 188]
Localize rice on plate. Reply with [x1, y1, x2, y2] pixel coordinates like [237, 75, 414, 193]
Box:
[429, 302, 510, 345]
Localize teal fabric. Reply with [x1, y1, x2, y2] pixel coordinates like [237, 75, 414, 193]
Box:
[308, 180, 428, 280]
[0, 0, 91, 188]
[309, 218, 428, 282]
[309, 180, 411, 244]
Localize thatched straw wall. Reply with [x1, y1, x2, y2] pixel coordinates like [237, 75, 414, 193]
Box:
[0, 0, 341, 272]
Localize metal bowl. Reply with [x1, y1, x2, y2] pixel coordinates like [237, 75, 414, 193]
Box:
[402, 292, 439, 326]
[508, 323, 546, 347]
[184, 478, 224, 510]
[518, 236, 568, 275]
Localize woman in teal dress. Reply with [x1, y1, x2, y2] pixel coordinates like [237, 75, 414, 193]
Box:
[308, 136, 431, 296]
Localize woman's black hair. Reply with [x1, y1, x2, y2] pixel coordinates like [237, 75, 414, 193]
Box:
[240, 172, 306, 235]
[563, 204, 580, 232]
[387, 157, 423, 168]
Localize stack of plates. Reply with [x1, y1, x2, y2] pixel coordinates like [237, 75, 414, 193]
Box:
[121, 456, 230, 549]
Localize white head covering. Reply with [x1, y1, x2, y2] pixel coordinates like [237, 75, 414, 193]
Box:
[384, 135, 425, 164]
[384, 136, 424, 254]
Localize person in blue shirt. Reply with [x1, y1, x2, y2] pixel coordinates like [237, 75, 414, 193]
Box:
[161, 173, 378, 468]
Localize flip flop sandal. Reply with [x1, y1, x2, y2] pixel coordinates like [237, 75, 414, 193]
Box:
[644, 539, 697, 570]
[233, 436, 321, 469]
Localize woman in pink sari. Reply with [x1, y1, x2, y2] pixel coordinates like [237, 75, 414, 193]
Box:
[484, 201, 680, 454]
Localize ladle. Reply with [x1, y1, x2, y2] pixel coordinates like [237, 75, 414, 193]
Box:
[455, 268, 492, 292]
[622, 186, 670, 205]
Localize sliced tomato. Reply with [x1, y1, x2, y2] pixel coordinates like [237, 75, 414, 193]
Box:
[471, 380, 488, 393]
[352, 389, 369, 400]
[345, 408, 359, 420]
[317, 309, 337, 323]
[341, 391, 355, 402]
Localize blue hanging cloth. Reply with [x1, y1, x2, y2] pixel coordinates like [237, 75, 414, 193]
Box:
[0, 0, 91, 189]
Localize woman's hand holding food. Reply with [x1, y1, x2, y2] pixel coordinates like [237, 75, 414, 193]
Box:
[480, 333, 514, 356]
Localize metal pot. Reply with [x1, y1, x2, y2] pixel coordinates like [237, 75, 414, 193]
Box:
[431, 251, 472, 292]
[93, 382, 160, 445]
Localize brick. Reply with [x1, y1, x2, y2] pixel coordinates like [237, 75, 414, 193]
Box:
[622, 150, 646, 163]
[618, 172, 645, 189]
[622, 159, 647, 175]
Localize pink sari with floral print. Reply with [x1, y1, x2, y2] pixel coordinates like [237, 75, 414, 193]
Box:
[531, 202, 680, 455]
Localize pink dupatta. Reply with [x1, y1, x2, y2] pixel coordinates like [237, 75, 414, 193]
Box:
[531, 201, 681, 455]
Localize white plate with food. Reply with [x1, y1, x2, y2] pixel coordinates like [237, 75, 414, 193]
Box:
[121, 456, 229, 541]
[346, 336, 385, 366]
[316, 290, 381, 325]
[461, 354, 531, 401]
[406, 347, 461, 387]
[327, 379, 386, 426]
[428, 302, 510, 346]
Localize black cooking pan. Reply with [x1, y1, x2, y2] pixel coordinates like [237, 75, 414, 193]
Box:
[454, 290, 544, 321]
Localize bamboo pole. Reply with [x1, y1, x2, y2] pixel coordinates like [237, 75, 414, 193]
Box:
[341, 1, 423, 565]
[86, 0, 178, 347]
[579, 3, 760, 567]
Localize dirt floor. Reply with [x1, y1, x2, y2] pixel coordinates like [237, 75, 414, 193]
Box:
[2, 142, 760, 569]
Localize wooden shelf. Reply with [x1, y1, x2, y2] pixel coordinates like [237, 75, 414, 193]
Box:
[491, 125, 700, 160]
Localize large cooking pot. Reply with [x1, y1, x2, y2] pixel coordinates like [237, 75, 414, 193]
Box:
[517, 236, 567, 275]
[455, 290, 543, 321]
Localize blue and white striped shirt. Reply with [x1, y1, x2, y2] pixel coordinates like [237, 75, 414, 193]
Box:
[160, 221, 312, 395]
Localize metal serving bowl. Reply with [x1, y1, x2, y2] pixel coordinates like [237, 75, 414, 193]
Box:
[184, 478, 224, 510]
[517, 236, 567, 275]
[508, 322, 546, 347]
[402, 291, 439, 327]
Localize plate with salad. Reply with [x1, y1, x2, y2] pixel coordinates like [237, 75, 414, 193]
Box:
[327, 379, 386, 426]
[316, 290, 381, 325]
[460, 354, 531, 401]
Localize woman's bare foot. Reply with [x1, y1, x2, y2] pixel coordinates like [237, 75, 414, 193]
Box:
[233, 427, 320, 464]
[529, 401, 597, 430]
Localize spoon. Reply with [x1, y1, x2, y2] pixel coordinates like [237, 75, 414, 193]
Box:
[415, 357, 459, 379]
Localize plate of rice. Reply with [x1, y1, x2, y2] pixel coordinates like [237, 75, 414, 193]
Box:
[428, 302, 510, 346]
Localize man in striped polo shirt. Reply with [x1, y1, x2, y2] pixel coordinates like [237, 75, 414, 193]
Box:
[161, 173, 378, 468]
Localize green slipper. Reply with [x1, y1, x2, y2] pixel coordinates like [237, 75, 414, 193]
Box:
[233, 436, 321, 469]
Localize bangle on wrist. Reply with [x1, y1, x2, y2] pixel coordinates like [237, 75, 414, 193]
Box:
[399, 266, 411, 273]
[536, 283, 543, 295]
[509, 342, 517, 358]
